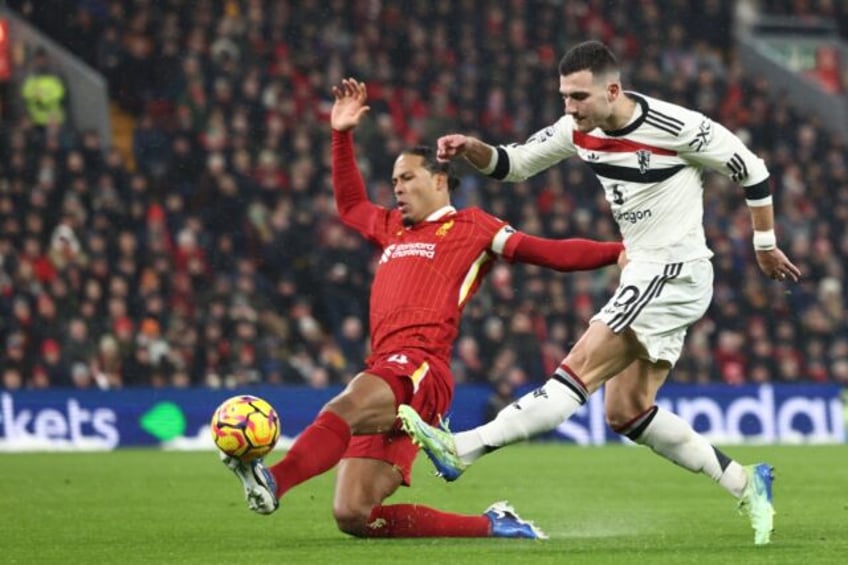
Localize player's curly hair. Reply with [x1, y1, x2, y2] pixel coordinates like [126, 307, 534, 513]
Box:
[558, 40, 619, 77]
[402, 146, 461, 191]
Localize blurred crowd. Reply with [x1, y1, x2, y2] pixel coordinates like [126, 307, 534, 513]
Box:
[759, 0, 848, 34]
[1, 0, 846, 393]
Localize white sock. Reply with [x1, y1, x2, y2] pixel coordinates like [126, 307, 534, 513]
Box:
[632, 407, 748, 498]
[454, 377, 584, 465]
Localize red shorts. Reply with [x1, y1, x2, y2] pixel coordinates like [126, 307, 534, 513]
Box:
[342, 349, 454, 486]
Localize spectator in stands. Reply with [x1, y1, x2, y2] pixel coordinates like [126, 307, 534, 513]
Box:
[2, 366, 24, 390]
[39, 337, 70, 387]
[0, 0, 844, 391]
[21, 47, 66, 128]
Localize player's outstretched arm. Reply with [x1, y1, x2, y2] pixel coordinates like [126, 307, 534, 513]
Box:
[511, 235, 624, 272]
[437, 134, 495, 169]
[330, 78, 380, 233]
[440, 117, 574, 182]
[748, 204, 801, 282]
[680, 116, 800, 283]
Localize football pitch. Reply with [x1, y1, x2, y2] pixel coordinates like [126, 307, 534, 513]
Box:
[4, 444, 846, 564]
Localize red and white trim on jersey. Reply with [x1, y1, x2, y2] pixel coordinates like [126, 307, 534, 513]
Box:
[458, 251, 493, 307]
[479, 92, 771, 263]
[572, 131, 677, 157]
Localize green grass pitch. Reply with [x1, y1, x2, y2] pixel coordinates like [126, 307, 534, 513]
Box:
[4, 444, 846, 564]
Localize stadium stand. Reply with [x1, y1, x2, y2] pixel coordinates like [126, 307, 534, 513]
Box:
[0, 0, 845, 391]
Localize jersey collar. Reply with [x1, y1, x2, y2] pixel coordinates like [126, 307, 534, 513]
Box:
[603, 92, 649, 137]
[424, 206, 457, 221]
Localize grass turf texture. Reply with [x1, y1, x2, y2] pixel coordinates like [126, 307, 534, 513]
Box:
[4, 444, 846, 564]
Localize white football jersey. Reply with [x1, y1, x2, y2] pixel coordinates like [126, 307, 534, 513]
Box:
[480, 92, 769, 263]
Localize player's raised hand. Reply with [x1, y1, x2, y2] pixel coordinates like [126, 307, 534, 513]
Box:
[437, 134, 470, 162]
[331, 78, 370, 132]
[755, 247, 801, 283]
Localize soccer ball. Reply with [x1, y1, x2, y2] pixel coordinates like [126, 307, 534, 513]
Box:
[210, 395, 281, 461]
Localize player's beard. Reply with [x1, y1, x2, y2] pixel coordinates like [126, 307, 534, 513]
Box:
[574, 115, 594, 132]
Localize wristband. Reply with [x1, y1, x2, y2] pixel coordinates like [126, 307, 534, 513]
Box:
[753, 229, 777, 251]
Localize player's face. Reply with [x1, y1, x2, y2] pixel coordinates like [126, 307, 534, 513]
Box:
[560, 70, 617, 132]
[392, 154, 448, 226]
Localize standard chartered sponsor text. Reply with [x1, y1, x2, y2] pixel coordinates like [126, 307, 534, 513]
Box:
[390, 242, 436, 259]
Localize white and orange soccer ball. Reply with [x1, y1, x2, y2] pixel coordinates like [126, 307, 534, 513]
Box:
[210, 395, 281, 461]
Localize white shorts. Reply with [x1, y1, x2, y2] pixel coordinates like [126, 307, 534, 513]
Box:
[591, 258, 713, 366]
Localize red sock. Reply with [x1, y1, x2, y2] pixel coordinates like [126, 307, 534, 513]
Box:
[269, 411, 351, 498]
[363, 504, 491, 538]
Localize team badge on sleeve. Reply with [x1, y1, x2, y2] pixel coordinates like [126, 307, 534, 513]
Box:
[526, 126, 556, 144]
[688, 119, 713, 152]
[490, 225, 516, 255]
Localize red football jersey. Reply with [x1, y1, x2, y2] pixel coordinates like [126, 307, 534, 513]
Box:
[332, 130, 621, 363]
[359, 206, 522, 360]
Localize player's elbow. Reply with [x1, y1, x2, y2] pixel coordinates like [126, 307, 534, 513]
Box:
[334, 200, 373, 231]
[336, 209, 357, 227]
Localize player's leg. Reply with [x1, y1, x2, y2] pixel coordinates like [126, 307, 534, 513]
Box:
[332, 456, 407, 536]
[607, 360, 774, 544]
[400, 322, 638, 477]
[335, 441, 544, 538]
[462, 322, 637, 454]
[604, 259, 774, 543]
[399, 261, 686, 476]
[606, 359, 750, 493]
[334, 454, 491, 538]
[224, 372, 394, 514]
[266, 371, 398, 499]
[338, 354, 545, 539]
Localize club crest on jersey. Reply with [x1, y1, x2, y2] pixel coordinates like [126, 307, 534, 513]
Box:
[636, 149, 651, 174]
[435, 220, 455, 238]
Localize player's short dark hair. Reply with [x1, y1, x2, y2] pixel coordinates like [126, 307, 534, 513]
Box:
[402, 146, 461, 191]
[558, 40, 619, 77]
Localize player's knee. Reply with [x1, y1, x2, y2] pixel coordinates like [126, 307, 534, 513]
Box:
[604, 390, 655, 434]
[332, 502, 371, 537]
[604, 399, 646, 432]
[605, 409, 633, 434]
[605, 404, 658, 438]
